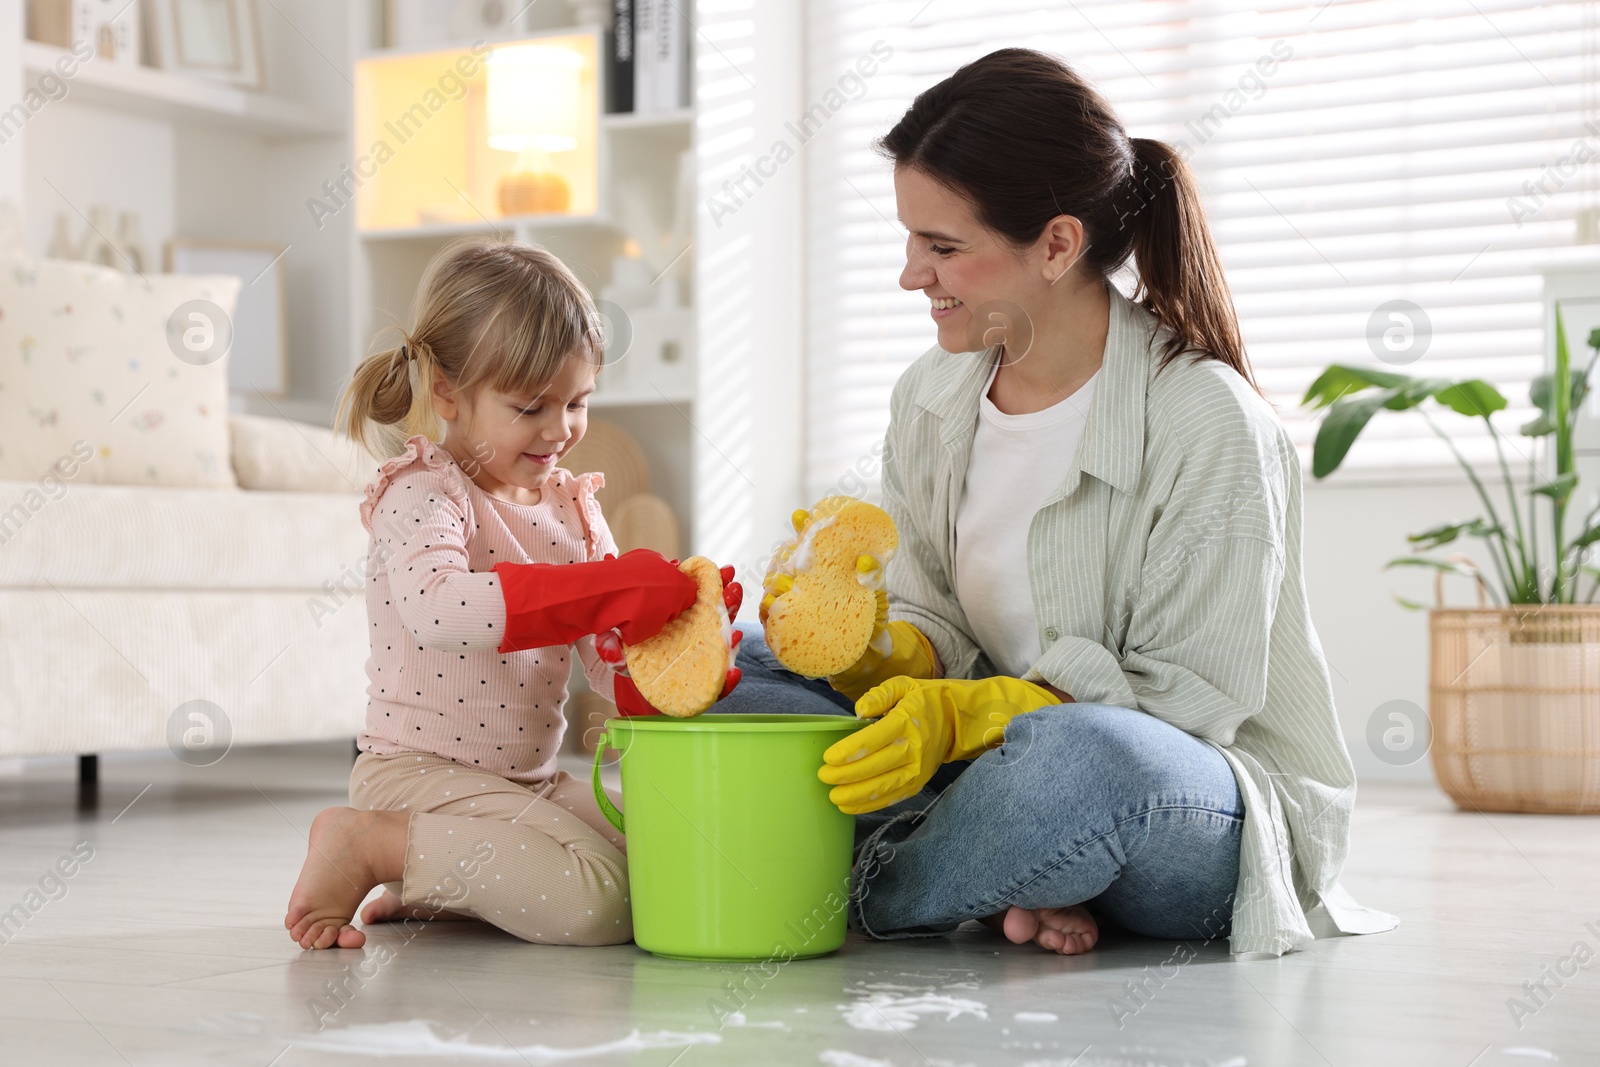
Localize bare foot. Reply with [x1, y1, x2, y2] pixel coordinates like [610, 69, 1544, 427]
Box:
[360, 890, 474, 926]
[981, 905, 1099, 955]
[284, 807, 406, 950]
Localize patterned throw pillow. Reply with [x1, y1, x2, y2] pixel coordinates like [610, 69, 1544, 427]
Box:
[0, 255, 241, 488]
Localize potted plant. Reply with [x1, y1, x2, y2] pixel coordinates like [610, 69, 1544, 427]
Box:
[1303, 305, 1600, 813]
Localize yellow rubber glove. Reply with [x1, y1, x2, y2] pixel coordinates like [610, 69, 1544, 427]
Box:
[818, 675, 1060, 815]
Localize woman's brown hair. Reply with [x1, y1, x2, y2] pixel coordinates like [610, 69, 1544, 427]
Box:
[339, 236, 605, 456]
[879, 47, 1260, 393]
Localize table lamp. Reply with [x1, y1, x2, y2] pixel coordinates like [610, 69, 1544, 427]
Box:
[487, 44, 584, 216]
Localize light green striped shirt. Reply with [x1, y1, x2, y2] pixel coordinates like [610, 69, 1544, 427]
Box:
[880, 281, 1398, 956]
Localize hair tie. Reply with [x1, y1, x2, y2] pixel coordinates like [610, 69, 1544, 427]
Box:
[400, 342, 413, 362]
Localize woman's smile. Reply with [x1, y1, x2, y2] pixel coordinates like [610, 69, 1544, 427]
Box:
[930, 294, 965, 320]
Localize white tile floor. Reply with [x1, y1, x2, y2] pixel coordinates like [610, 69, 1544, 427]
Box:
[1, 741, 1597, 1067]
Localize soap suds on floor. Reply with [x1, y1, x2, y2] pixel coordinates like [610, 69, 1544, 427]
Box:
[1013, 1011, 1058, 1023]
[819, 1051, 894, 1067]
[290, 1020, 720, 1061]
[721, 1011, 788, 1031]
[838, 992, 988, 1033]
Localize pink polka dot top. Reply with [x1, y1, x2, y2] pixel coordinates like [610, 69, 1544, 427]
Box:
[356, 435, 618, 783]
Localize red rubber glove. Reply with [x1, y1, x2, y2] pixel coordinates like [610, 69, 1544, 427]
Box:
[492, 549, 696, 654]
[594, 565, 745, 716]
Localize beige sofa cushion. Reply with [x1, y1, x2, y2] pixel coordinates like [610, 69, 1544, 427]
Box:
[0, 477, 368, 590]
[0, 255, 240, 488]
[228, 413, 380, 494]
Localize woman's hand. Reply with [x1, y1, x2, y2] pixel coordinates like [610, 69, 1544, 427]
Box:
[818, 675, 1060, 814]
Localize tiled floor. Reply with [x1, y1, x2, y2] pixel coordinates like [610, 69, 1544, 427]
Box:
[1, 741, 1596, 1066]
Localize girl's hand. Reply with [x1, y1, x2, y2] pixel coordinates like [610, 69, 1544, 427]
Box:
[593, 629, 743, 716]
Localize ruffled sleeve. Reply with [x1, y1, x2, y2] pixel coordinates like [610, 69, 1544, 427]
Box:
[359, 435, 472, 536]
[551, 467, 618, 561]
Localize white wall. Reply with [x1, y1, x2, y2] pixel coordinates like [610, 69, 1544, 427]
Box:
[1303, 476, 1496, 785]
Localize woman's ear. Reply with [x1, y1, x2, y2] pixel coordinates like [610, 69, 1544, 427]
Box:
[429, 364, 460, 421]
[1039, 214, 1088, 285]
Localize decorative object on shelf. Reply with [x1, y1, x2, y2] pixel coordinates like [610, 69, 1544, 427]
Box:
[166, 238, 288, 397]
[560, 416, 650, 508]
[353, 30, 599, 232]
[1304, 305, 1600, 813]
[28, 0, 142, 65]
[78, 205, 121, 269]
[488, 43, 584, 215]
[48, 212, 80, 259]
[116, 212, 151, 274]
[385, 0, 522, 50]
[609, 491, 679, 557]
[146, 0, 264, 90]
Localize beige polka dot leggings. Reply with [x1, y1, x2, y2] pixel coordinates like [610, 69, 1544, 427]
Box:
[350, 751, 631, 945]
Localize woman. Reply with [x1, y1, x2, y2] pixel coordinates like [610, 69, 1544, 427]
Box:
[720, 48, 1396, 958]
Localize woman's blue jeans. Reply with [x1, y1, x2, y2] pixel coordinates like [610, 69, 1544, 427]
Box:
[714, 623, 1244, 942]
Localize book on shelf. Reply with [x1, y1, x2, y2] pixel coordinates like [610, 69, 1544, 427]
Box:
[615, 0, 691, 114]
[606, 0, 635, 113]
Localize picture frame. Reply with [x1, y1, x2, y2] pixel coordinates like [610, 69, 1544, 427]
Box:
[385, 0, 522, 51]
[145, 0, 264, 90]
[165, 239, 288, 397]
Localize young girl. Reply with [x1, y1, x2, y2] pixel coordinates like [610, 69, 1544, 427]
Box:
[285, 237, 740, 950]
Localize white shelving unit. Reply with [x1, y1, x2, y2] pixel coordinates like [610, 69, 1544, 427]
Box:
[345, 7, 702, 549]
[20, 41, 341, 137]
[8, 2, 355, 422]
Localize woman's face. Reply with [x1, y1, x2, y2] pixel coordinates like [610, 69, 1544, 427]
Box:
[895, 164, 1081, 355]
[433, 353, 595, 497]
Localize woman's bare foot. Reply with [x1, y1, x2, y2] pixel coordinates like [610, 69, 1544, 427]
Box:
[981, 905, 1099, 955]
[359, 890, 474, 926]
[284, 807, 407, 950]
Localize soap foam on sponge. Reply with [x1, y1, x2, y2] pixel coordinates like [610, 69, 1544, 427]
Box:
[761, 497, 898, 679]
[623, 556, 734, 718]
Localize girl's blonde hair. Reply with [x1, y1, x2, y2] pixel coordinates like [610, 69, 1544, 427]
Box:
[340, 236, 604, 456]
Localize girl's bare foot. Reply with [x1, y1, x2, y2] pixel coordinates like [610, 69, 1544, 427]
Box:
[982, 904, 1099, 955]
[360, 890, 474, 926]
[284, 807, 407, 950]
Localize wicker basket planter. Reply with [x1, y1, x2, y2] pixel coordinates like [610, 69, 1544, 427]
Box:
[1430, 593, 1600, 813]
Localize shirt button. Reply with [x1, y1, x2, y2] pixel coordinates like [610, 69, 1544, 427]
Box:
[1044, 627, 1059, 641]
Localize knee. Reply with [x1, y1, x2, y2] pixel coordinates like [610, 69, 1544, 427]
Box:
[538, 862, 633, 946]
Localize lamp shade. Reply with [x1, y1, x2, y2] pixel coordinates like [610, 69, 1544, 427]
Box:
[487, 44, 584, 153]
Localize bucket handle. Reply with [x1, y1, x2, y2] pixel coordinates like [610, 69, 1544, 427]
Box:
[591, 730, 625, 835]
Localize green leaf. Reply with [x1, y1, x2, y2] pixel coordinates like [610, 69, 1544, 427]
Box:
[1384, 556, 1484, 577]
[1529, 372, 1587, 420]
[1567, 523, 1600, 553]
[1407, 519, 1500, 551]
[1434, 380, 1508, 418]
[1588, 326, 1600, 352]
[1391, 594, 1430, 611]
[1521, 413, 1556, 437]
[1301, 365, 1413, 411]
[1532, 471, 1580, 502]
[1312, 387, 1401, 478]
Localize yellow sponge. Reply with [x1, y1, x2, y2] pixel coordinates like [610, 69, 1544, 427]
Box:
[623, 556, 733, 718]
[761, 497, 898, 679]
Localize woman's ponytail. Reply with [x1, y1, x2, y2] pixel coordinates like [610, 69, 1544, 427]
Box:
[1124, 137, 1257, 393]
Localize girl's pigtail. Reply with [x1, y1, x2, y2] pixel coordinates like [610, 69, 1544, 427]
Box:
[339, 338, 418, 458]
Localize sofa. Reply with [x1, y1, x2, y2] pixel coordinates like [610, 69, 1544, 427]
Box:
[0, 249, 377, 768]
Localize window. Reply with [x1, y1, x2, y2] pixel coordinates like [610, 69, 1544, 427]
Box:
[803, 0, 1598, 498]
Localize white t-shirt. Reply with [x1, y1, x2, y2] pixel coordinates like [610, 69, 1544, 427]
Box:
[954, 362, 1098, 678]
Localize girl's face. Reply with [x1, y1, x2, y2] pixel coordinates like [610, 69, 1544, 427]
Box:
[894, 164, 1084, 355]
[433, 353, 596, 500]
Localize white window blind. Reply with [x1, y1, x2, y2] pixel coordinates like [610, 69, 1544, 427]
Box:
[802, 0, 1600, 500]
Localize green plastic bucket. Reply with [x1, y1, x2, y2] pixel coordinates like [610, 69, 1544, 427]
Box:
[592, 714, 864, 961]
